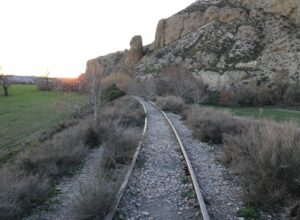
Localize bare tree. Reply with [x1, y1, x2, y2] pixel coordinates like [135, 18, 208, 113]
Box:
[36, 69, 52, 91]
[45, 69, 50, 90]
[84, 66, 103, 121]
[0, 74, 9, 96]
[160, 64, 207, 103]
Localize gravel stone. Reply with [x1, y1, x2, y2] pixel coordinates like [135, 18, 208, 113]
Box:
[166, 112, 243, 220]
[118, 100, 201, 220]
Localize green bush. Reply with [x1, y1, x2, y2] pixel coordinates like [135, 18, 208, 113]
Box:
[102, 84, 125, 102]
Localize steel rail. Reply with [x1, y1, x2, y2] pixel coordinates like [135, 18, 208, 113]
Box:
[105, 96, 148, 220]
[105, 96, 210, 220]
[146, 98, 210, 220]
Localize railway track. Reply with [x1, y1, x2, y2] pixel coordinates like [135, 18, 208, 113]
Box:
[105, 97, 210, 220]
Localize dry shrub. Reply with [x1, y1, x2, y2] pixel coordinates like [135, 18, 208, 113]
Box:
[53, 78, 80, 92]
[283, 83, 300, 105]
[156, 96, 186, 114]
[37, 77, 80, 92]
[36, 77, 53, 91]
[183, 106, 241, 144]
[129, 76, 158, 98]
[223, 120, 300, 209]
[17, 118, 94, 179]
[0, 168, 50, 219]
[0, 118, 94, 218]
[69, 173, 118, 219]
[96, 97, 144, 164]
[158, 64, 207, 103]
[216, 86, 276, 107]
[99, 96, 145, 128]
[0, 96, 145, 219]
[102, 72, 133, 92]
[68, 97, 145, 219]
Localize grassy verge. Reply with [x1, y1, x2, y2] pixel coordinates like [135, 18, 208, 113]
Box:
[0, 84, 87, 159]
[0, 96, 145, 219]
[201, 104, 300, 123]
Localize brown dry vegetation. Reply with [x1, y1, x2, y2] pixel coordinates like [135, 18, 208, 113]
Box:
[223, 121, 300, 210]
[68, 97, 144, 218]
[158, 65, 207, 103]
[129, 64, 207, 103]
[36, 77, 80, 92]
[183, 106, 242, 144]
[0, 118, 91, 218]
[102, 72, 133, 92]
[69, 171, 119, 219]
[0, 96, 144, 219]
[183, 105, 300, 212]
[156, 95, 186, 114]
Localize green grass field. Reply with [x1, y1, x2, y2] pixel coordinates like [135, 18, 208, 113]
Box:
[0, 84, 86, 157]
[202, 104, 300, 123]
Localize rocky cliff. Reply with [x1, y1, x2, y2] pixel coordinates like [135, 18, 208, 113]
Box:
[86, 0, 300, 94]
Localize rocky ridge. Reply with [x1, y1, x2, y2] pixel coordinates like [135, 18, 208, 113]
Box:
[86, 0, 300, 93]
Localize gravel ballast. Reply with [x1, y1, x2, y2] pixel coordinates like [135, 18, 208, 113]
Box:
[118, 100, 201, 220]
[166, 112, 244, 220]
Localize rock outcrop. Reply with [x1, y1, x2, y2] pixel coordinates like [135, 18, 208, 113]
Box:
[125, 35, 143, 66]
[242, 0, 300, 26]
[133, 0, 300, 92]
[86, 51, 126, 77]
[86, 36, 144, 77]
[203, 6, 220, 25]
[86, 0, 300, 94]
[153, 11, 204, 48]
[152, 4, 248, 49]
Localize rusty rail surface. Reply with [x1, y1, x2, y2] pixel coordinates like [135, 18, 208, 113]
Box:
[105, 96, 210, 220]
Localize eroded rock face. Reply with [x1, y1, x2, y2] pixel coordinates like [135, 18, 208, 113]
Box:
[153, 11, 204, 48]
[218, 7, 245, 23]
[125, 35, 143, 66]
[87, 0, 300, 94]
[134, 0, 300, 91]
[153, 5, 247, 49]
[154, 19, 166, 48]
[86, 52, 126, 77]
[203, 6, 220, 25]
[86, 36, 144, 77]
[242, 0, 300, 26]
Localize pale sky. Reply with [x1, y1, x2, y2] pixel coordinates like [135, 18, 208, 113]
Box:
[0, 0, 194, 77]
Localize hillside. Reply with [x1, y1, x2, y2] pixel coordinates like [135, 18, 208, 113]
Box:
[86, 0, 300, 105]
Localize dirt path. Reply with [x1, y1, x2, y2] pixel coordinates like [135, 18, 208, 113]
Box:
[117, 100, 201, 220]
